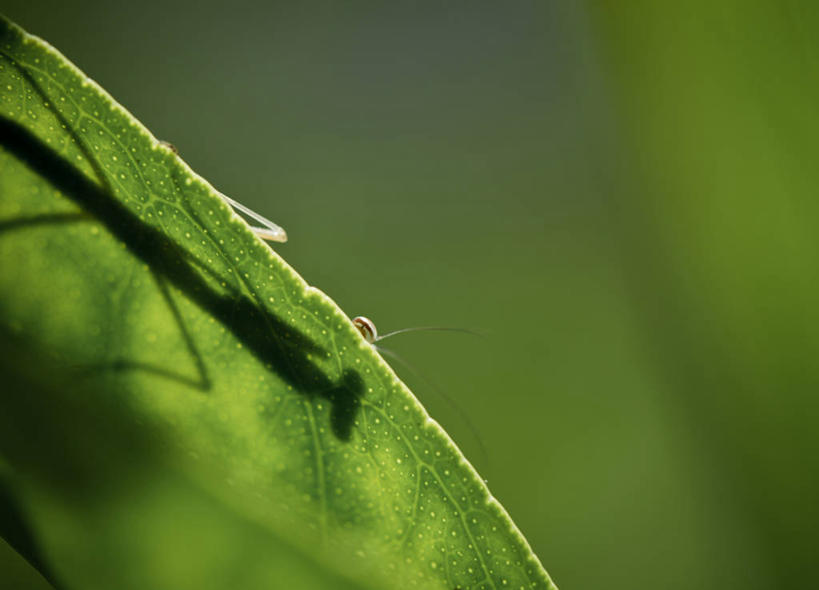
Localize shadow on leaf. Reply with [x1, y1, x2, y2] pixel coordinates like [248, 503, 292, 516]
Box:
[0, 112, 362, 442]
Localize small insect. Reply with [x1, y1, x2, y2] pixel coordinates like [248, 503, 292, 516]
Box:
[352, 316, 378, 343]
[160, 139, 287, 243]
[353, 316, 477, 345]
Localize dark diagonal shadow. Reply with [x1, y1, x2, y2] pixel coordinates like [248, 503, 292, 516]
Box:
[0, 477, 64, 590]
[73, 268, 214, 391]
[0, 115, 362, 441]
[0, 211, 92, 232]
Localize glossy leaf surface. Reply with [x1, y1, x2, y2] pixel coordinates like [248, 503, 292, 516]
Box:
[0, 16, 554, 590]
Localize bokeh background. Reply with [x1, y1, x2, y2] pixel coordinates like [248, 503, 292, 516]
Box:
[3, 1, 818, 588]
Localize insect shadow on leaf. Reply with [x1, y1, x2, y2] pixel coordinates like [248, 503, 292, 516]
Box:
[0, 60, 363, 441]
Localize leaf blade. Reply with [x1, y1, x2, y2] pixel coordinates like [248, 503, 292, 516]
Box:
[0, 15, 555, 590]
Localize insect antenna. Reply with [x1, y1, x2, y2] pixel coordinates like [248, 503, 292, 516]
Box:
[375, 326, 485, 343]
[375, 344, 490, 473]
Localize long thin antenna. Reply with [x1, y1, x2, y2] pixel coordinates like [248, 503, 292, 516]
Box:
[218, 191, 288, 243]
[376, 345, 490, 473]
[376, 326, 484, 343]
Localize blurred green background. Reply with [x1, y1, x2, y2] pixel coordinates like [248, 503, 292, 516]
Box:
[3, 1, 818, 588]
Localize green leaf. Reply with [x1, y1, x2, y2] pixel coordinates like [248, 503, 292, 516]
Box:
[0, 15, 555, 590]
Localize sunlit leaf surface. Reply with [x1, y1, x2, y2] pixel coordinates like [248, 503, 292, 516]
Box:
[0, 16, 555, 590]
